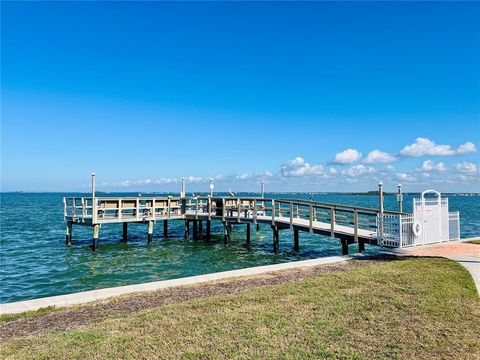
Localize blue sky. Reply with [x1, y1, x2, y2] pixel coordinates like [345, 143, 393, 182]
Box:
[1, 1, 479, 192]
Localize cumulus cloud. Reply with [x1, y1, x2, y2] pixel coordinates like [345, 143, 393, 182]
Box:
[397, 173, 416, 182]
[401, 137, 477, 157]
[454, 161, 478, 173]
[280, 157, 324, 176]
[421, 160, 447, 172]
[187, 176, 204, 183]
[456, 142, 477, 155]
[364, 149, 397, 163]
[332, 149, 362, 164]
[401, 137, 455, 157]
[341, 165, 375, 177]
[236, 174, 251, 180]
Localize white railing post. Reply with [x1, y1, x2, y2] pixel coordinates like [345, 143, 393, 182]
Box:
[309, 204, 313, 232]
[378, 181, 384, 242]
[118, 198, 122, 221]
[168, 198, 171, 218]
[271, 199, 275, 225]
[290, 202, 293, 228]
[330, 207, 335, 237]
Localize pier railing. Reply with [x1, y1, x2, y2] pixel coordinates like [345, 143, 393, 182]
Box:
[64, 195, 407, 243]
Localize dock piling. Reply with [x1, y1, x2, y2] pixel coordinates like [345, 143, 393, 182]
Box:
[147, 221, 154, 243]
[206, 220, 211, 241]
[193, 220, 198, 240]
[293, 228, 299, 252]
[66, 221, 73, 245]
[184, 220, 190, 239]
[163, 220, 168, 238]
[246, 223, 251, 244]
[272, 225, 279, 253]
[341, 239, 349, 255]
[358, 238, 365, 253]
[122, 222, 128, 242]
[92, 224, 100, 250]
[223, 221, 231, 244]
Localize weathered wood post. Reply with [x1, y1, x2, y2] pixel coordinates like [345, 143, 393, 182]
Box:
[66, 221, 73, 245]
[272, 225, 279, 253]
[122, 222, 128, 242]
[198, 220, 203, 234]
[147, 220, 154, 243]
[354, 209, 364, 253]
[206, 220, 211, 241]
[92, 224, 100, 250]
[293, 228, 299, 252]
[246, 223, 251, 244]
[163, 219, 168, 238]
[184, 220, 190, 239]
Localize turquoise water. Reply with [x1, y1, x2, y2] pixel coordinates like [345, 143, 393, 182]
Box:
[1, 192, 478, 304]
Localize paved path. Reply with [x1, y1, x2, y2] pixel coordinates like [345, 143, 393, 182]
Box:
[395, 240, 480, 295]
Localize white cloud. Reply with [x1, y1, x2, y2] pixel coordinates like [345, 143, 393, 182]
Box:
[401, 137, 477, 157]
[364, 149, 396, 164]
[236, 174, 251, 180]
[187, 176, 203, 183]
[280, 157, 324, 176]
[454, 161, 478, 173]
[421, 160, 447, 172]
[456, 142, 477, 155]
[328, 167, 338, 175]
[341, 165, 375, 177]
[397, 173, 417, 182]
[400, 137, 455, 157]
[386, 165, 396, 172]
[332, 149, 362, 164]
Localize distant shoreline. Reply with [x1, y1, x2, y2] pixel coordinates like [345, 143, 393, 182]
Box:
[2, 191, 479, 196]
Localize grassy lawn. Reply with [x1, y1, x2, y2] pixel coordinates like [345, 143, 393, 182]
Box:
[466, 239, 480, 245]
[1, 258, 479, 359]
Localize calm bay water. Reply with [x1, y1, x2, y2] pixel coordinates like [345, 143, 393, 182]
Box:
[1, 192, 479, 304]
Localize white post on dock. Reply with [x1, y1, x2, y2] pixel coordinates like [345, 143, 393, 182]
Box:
[397, 183, 403, 213]
[209, 177, 214, 197]
[261, 181, 265, 198]
[91, 172, 96, 223]
[378, 181, 384, 243]
[91, 172, 96, 198]
[181, 177, 186, 198]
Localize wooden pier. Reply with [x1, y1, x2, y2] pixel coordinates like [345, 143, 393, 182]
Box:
[64, 194, 404, 254]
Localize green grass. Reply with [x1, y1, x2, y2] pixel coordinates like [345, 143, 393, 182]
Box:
[466, 239, 480, 245]
[1, 258, 479, 359]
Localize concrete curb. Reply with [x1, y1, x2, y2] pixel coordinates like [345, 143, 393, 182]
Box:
[0, 255, 352, 315]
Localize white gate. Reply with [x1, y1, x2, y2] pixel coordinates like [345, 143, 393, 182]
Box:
[378, 189, 460, 248]
[411, 190, 456, 246]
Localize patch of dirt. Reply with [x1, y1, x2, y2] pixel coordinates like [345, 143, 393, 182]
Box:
[0, 256, 397, 341]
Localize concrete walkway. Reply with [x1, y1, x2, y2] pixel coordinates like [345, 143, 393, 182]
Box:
[0, 255, 351, 315]
[393, 239, 480, 295]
